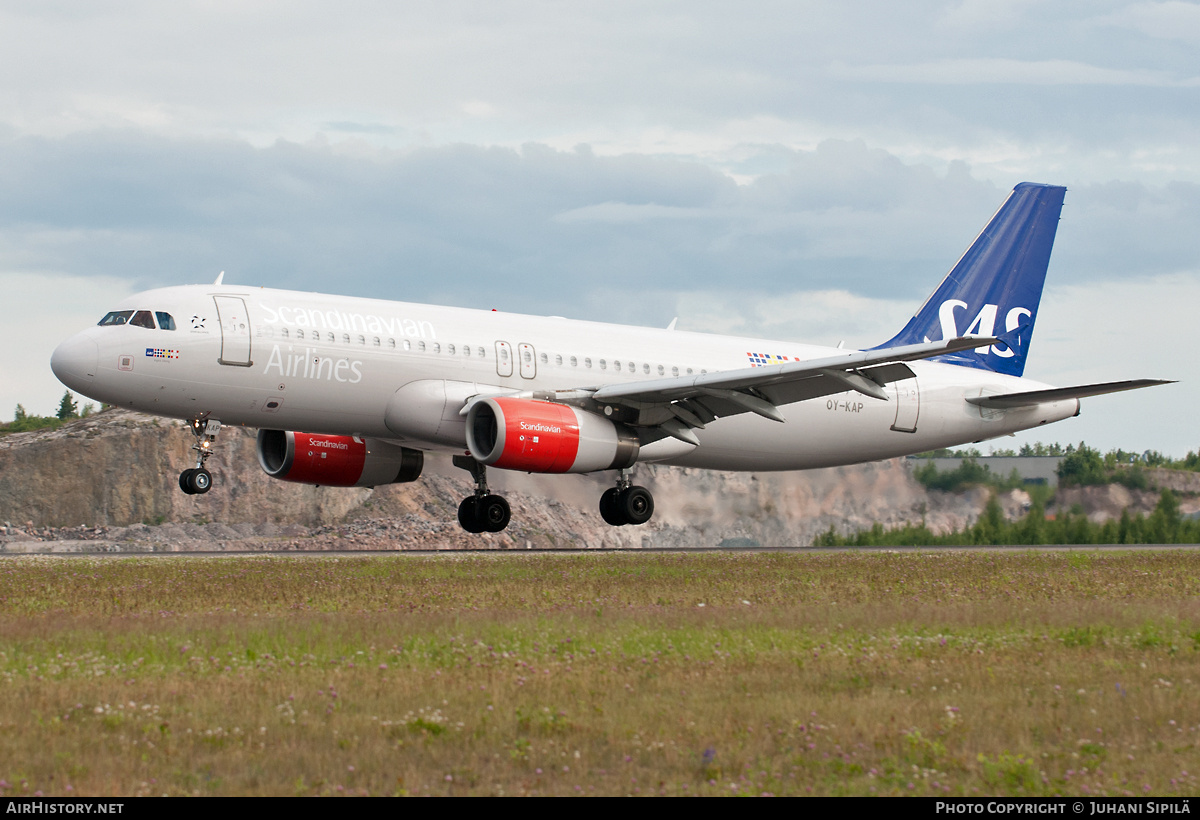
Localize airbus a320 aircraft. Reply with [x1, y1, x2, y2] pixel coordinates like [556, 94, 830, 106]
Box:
[51, 183, 1169, 533]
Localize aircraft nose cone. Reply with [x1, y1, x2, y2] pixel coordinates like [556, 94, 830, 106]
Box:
[51, 334, 99, 388]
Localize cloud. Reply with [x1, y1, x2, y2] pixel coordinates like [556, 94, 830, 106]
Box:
[1003, 272, 1200, 456]
[2, 133, 1198, 320]
[1, 271, 136, 420]
[829, 58, 1196, 87]
[0, 3, 1197, 193]
[935, 0, 1041, 33]
[1099, 1, 1200, 45]
[323, 121, 402, 136]
[671, 288, 915, 348]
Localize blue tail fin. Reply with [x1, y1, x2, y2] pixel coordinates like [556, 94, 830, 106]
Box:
[874, 182, 1067, 377]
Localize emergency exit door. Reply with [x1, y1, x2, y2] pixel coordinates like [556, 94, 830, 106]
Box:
[495, 341, 513, 377]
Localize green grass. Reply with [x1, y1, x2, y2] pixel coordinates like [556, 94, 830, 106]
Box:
[0, 552, 1197, 796]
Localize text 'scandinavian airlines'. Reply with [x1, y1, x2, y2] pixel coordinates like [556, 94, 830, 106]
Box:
[51, 183, 1170, 532]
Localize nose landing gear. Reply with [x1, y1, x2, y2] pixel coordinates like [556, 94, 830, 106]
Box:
[599, 469, 654, 526]
[179, 418, 221, 495]
[453, 455, 511, 533]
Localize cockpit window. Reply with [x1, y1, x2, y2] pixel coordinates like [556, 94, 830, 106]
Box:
[155, 312, 177, 331]
[98, 310, 134, 326]
[129, 310, 156, 329]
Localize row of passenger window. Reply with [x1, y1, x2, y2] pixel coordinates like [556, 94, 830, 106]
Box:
[538, 352, 702, 377]
[258, 326, 705, 378]
[260, 326, 488, 357]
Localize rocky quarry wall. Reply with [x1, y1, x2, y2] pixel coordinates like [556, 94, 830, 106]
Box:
[0, 409, 1191, 551]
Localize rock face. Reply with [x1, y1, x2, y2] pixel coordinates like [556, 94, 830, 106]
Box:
[0, 411, 369, 528]
[1, 408, 972, 548]
[1, 409, 1191, 550]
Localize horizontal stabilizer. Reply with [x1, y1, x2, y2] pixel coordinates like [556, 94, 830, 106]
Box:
[965, 379, 1174, 409]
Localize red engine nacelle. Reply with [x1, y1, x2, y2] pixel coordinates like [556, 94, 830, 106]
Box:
[256, 430, 423, 487]
[465, 397, 639, 473]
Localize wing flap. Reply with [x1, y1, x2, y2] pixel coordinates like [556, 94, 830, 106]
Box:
[965, 379, 1173, 409]
[750, 363, 901, 408]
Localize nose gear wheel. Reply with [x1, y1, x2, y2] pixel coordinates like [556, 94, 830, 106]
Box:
[178, 418, 220, 495]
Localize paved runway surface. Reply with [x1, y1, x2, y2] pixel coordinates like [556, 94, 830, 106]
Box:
[3, 543, 1198, 558]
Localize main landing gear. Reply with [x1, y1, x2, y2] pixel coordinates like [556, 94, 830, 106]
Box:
[599, 469, 654, 527]
[453, 455, 511, 534]
[179, 418, 221, 495]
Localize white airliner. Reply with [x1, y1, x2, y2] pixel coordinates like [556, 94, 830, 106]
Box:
[51, 183, 1168, 533]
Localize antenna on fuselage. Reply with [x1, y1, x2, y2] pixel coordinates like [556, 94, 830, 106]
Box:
[214, 271, 225, 285]
[666, 317, 678, 331]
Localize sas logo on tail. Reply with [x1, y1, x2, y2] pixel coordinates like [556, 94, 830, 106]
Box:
[927, 301, 1031, 357]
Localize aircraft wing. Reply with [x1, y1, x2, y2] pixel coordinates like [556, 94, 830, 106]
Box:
[583, 336, 999, 444]
[965, 379, 1174, 409]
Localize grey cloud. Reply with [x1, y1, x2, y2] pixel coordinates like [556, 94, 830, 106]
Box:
[829, 59, 1196, 86]
[323, 122, 402, 135]
[1097, 1, 1200, 45]
[1, 132, 1196, 328]
[2, 3, 1197, 183]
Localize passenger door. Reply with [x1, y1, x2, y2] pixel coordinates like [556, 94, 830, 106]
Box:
[214, 296, 252, 367]
[890, 377, 919, 433]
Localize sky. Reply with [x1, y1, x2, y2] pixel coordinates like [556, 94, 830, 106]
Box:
[2, 1, 1197, 455]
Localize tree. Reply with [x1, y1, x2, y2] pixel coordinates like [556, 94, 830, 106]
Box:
[1056, 442, 1106, 486]
[13, 404, 26, 421]
[56, 391, 78, 420]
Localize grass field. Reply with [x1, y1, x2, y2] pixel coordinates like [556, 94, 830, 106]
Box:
[0, 551, 1197, 796]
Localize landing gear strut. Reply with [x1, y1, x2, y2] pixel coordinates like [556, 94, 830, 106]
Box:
[453, 455, 511, 533]
[179, 418, 221, 495]
[599, 469, 654, 526]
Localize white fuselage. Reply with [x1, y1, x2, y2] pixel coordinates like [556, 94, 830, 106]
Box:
[52, 284, 1081, 471]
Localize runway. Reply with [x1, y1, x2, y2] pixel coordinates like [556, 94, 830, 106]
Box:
[2, 542, 1198, 558]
